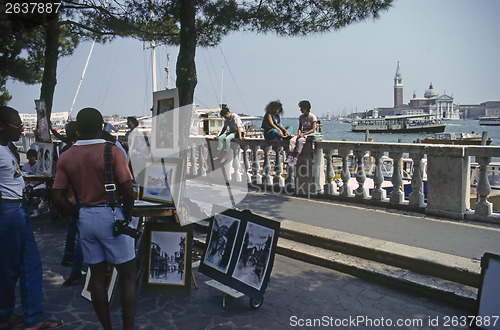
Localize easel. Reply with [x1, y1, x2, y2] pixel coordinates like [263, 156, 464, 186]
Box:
[200, 140, 264, 309]
[132, 205, 197, 289]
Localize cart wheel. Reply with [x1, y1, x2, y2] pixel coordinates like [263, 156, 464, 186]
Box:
[250, 297, 263, 309]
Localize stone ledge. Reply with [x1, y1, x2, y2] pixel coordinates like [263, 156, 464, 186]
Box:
[279, 220, 481, 287]
[277, 237, 477, 311]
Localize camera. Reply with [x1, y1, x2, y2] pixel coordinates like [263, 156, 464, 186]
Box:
[113, 219, 142, 239]
[22, 184, 46, 204]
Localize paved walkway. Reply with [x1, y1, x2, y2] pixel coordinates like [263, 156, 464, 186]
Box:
[16, 212, 475, 329]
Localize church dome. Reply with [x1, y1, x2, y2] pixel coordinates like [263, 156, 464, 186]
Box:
[424, 83, 438, 98]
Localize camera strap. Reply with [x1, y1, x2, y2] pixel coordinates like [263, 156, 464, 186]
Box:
[103, 142, 117, 211]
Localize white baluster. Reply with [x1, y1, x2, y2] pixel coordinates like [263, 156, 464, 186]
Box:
[199, 145, 207, 176]
[232, 147, 242, 182]
[190, 144, 198, 176]
[371, 151, 386, 201]
[242, 145, 251, 183]
[263, 145, 273, 186]
[354, 150, 367, 198]
[389, 152, 404, 204]
[252, 145, 262, 185]
[324, 148, 335, 195]
[275, 145, 285, 187]
[475, 156, 493, 216]
[338, 149, 352, 197]
[409, 152, 425, 207]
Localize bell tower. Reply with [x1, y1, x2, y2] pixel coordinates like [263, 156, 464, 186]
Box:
[394, 61, 403, 107]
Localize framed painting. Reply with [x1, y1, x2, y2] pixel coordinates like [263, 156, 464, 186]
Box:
[151, 89, 180, 157]
[36, 142, 54, 176]
[81, 267, 118, 303]
[141, 221, 193, 295]
[202, 213, 241, 274]
[473, 253, 500, 329]
[142, 158, 184, 208]
[199, 209, 280, 301]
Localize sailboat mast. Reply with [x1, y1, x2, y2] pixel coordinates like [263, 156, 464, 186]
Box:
[150, 0, 157, 92]
[220, 65, 224, 106]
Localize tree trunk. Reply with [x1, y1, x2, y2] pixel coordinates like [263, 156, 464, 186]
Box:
[39, 16, 59, 122]
[176, 0, 197, 107]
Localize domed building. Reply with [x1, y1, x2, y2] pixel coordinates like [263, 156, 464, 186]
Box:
[409, 83, 460, 120]
[363, 63, 461, 120]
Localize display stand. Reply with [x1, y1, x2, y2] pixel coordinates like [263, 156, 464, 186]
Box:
[205, 279, 263, 309]
[201, 141, 266, 310]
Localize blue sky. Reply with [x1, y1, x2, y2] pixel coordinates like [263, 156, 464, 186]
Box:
[6, 0, 500, 118]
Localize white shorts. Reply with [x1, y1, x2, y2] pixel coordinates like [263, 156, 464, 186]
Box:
[78, 206, 136, 265]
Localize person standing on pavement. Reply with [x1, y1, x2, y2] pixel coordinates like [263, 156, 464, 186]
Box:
[52, 108, 136, 330]
[0, 106, 64, 330]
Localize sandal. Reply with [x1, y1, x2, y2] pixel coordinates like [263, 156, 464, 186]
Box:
[24, 319, 64, 330]
[0, 315, 23, 330]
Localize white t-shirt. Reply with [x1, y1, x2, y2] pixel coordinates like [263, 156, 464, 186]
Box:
[223, 113, 243, 132]
[0, 145, 25, 199]
[299, 113, 318, 132]
[22, 161, 37, 173]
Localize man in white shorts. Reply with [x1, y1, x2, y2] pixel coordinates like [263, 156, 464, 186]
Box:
[52, 108, 136, 330]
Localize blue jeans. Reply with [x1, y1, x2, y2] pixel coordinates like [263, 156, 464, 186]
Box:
[0, 202, 43, 327]
[265, 125, 293, 141]
[217, 132, 237, 152]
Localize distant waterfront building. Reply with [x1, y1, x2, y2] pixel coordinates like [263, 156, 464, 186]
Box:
[363, 63, 460, 120]
[460, 101, 500, 119]
[19, 111, 69, 128]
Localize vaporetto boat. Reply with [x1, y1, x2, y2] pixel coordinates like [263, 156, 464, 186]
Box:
[351, 114, 446, 133]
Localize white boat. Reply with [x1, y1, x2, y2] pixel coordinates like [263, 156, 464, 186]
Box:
[479, 116, 500, 126]
[351, 114, 446, 133]
[420, 132, 492, 145]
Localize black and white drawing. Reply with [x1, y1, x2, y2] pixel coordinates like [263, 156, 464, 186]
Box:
[232, 222, 274, 290]
[203, 213, 240, 274]
[148, 231, 187, 286]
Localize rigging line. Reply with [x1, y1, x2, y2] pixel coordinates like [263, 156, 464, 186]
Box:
[99, 39, 122, 109]
[218, 45, 249, 113]
[68, 41, 96, 120]
[200, 48, 221, 105]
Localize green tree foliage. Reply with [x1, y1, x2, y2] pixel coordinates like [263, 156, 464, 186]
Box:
[0, 0, 78, 115]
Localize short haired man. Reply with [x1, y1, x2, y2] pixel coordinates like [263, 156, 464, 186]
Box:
[52, 108, 136, 330]
[0, 106, 63, 330]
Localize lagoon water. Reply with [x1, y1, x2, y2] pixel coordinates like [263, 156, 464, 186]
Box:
[281, 118, 500, 146]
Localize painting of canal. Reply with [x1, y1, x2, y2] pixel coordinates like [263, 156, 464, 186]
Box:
[148, 230, 186, 286]
[232, 222, 274, 290]
[203, 213, 240, 274]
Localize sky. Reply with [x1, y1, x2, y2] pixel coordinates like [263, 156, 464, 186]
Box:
[6, 0, 500, 119]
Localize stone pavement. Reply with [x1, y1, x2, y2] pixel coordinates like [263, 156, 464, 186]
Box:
[14, 213, 475, 330]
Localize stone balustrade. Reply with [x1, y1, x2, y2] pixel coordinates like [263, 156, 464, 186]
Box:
[187, 136, 500, 224]
[15, 133, 500, 223]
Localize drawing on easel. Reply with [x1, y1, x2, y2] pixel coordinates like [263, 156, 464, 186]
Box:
[142, 158, 183, 208]
[36, 142, 54, 175]
[141, 221, 193, 295]
[203, 213, 240, 274]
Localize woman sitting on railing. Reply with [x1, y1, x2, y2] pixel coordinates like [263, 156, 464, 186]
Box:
[261, 100, 292, 141]
[214, 104, 244, 163]
[285, 100, 318, 166]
